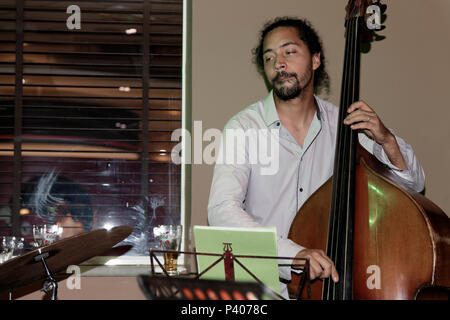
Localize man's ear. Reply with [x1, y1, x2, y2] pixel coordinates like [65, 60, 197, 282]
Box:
[312, 52, 321, 71]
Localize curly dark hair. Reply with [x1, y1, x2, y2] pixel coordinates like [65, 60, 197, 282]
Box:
[252, 17, 330, 95]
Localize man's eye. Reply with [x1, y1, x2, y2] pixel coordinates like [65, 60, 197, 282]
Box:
[264, 56, 273, 63]
[286, 50, 296, 55]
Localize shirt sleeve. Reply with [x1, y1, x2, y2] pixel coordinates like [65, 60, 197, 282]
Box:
[358, 131, 425, 192]
[276, 238, 305, 280]
[207, 119, 304, 280]
[208, 160, 304, 280]
[207, 119, 259, 228]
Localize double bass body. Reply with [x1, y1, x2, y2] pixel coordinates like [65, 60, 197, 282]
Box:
[288, 144, 450, 299]
[288, 0, 449, 300]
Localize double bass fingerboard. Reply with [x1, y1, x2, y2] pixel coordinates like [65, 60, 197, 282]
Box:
[323, 15, 361, 300]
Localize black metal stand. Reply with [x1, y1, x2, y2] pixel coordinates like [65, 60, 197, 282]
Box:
[149, 243, 311, 300]
[34, 249, 58, 300]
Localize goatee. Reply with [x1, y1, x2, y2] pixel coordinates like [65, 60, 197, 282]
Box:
[273, 71, 302, 101]
[272, 68, 313, 101]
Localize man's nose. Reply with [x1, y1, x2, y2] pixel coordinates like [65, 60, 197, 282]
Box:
[275, 56, 287, 71]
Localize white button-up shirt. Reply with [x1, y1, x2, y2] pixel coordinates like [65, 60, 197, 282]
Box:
[208, 91, 425, 281]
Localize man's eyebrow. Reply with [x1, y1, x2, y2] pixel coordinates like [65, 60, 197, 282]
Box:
[263, 41, 300, 55]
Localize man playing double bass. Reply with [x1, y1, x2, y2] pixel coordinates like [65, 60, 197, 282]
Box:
[207, 17, 425, 298]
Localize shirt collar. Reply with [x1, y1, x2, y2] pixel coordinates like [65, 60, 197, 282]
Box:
[262, 90, 280, 127]
[262, 90, 322, 127]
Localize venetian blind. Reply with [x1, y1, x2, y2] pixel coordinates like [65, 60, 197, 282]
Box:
[0, 0, 182, 255]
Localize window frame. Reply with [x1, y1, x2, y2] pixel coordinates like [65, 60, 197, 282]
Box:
[0, 0, 191, 273]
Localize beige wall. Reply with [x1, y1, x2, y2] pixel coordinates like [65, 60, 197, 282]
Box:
[18, 0, 450, 300]
[19, 277, 145, 300]
[191, 0, 450, 242]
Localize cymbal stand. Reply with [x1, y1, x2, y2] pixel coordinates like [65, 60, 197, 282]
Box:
[34, 249, 58, 300]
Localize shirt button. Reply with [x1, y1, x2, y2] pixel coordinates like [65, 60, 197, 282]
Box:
[299, 188, 303, 192]
[277, 122, 280, 126]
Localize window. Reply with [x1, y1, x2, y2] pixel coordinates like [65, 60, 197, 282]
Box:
[0, 0, 184, 261]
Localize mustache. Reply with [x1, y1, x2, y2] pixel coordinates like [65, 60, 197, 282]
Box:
[272, 71, 297, 82]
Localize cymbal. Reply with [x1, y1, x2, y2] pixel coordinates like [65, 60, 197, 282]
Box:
[0, 226, 133, 294]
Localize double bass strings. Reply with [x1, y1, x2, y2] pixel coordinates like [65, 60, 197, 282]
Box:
[324, 16, 352, 300]
[343, 15, 361, 300]
[324, 16, 360, 300]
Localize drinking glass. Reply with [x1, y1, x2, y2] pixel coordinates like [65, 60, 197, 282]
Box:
[0, 236, 24, 263]
[153, 225, 182, 275]
[32, 224, 63, 247]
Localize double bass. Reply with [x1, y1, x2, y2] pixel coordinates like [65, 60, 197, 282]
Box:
[288, 0, 450, 300]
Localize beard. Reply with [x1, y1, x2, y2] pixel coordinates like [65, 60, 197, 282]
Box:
[272, 68, 313, 101]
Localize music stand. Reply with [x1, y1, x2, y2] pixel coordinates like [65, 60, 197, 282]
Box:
[137, 274, 272, 300]
[148, 247, 310, 300]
